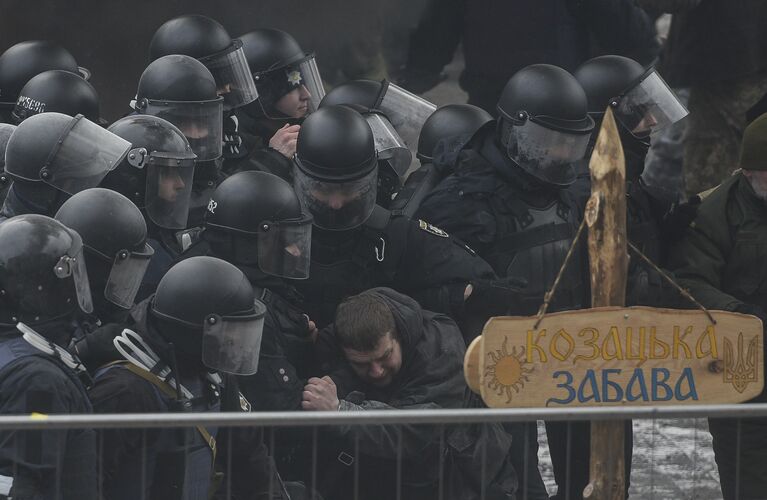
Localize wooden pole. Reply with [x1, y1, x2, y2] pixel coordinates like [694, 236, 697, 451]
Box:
[583, 108, 628, 500]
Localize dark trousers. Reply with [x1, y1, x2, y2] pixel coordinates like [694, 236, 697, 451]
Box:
[545, 420, 633, 500]
[709, 416, 767, 500]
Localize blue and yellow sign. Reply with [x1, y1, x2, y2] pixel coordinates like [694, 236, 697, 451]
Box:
[466, 307, 764, 408]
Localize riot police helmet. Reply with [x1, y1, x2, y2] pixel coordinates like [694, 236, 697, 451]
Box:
[496, 64, 594, 186]
[294, 105, 378, 230]
[240, 28, 324, 119]
[55, 188, 154, 310]
[574, 55, 688, 139]
[150, 256, 266, 375]
[135, 55, 223, 161]
[5, 112, 130, 195]
[417, 104, 493, 162]
[0, 41, 89, 119]
[0, 214, 93, 324]
[320, 79, 435, 151]
[204, 171, 312, 278]
[105, 115, 197, 230]
[12, 70, 101, 124]
[149, 14, 258, 110]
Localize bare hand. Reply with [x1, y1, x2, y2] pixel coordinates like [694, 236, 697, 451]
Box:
[304, 314, 319, 343]
[269, 124, 300, 158]
[301, 376, 339, 411]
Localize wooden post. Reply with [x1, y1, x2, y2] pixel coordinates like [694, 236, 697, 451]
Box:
[583, 108, 628, 500]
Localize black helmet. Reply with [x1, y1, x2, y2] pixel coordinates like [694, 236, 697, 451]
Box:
[12, 70, 101, 125]
[496, 64, 594, 186]
[150, 256, 266, 375]
[5, 112, 130, 195]
[575, 55, 688, 139]
[0, 41, 88, 116]
[240, 28, 324, 119]
[0, 123, 14, 171]
[321, 79, 435, 151]
[417, 104, 493, 161]
[294, 106, 378, 230]
[105, 115, 197, 230]
[149, 15, 258, 110]
[204, 171, 313, 278]
[0, 214, 93, 324]
[135, 55, 224, 161]
[55, 188, 154, 310]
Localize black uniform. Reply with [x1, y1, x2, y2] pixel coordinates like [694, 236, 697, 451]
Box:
[295, 204, 497, 328]
[0, 325, 97, 500]
[89, 299, 283, 500]
[417, 126, 588, 500]
[224, 111, 296, 181]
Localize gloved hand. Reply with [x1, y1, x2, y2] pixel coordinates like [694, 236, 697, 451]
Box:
[661, 195, 701, 240]
[68, 322, 124, 373]
[459, 277, 528, 342]
[395, 68, 447, 94]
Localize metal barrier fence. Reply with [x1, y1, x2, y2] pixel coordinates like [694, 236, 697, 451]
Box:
[3, 404, 766, 500]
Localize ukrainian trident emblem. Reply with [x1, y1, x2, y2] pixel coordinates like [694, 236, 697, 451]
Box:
[724, 332, 759, 393]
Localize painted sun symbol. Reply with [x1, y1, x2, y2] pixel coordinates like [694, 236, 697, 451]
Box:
[484, 338, 533, 403]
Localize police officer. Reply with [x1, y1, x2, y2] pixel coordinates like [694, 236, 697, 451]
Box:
[390, 103, 493, 218]
[229, 28, 325, 179]
[574, 55, 693, 307]
[1, 112, 131, 221]
[103, 115, 197, 301]
[132, 54, 224, 226]
[0, 40, 90, 123]
[0, 214, 97, 499]
[11, 70, 102, 125]
[417, 64, 597, 500]
[149, 14, 259, 166]
[88, 256, 289, 500]
[54, 188, 154, 371]
[291, 105, 508, 330]
[201, 170, 316, 412]
[670, 112, 767, 500]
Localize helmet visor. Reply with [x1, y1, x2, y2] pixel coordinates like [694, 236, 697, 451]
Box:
[294, 165, 378, 231]
[145, 162, 196, 229]
[201, 41, 259, 110]
[504, 118, 590, 186]
[103, 243, 154, 309]
[53, 237, 94, 314]
[612, 70, 689, 139]
[43, 115, 130, 195]
[202, 300, 266, 375]
[257, 214, 313, 279]
[141, 98, 224, 161]
[365, 112, 413, 179]
[379, 83, 437, 151]
[254, 54, 325, 119]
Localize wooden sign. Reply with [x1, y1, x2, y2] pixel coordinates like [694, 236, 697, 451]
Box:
[466, 306, 763, 408]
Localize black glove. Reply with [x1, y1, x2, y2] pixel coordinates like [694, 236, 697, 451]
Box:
[68, 322, 125, 374]
[661, 195, 701, 241]
[395, 67, 447, 94]
[459, 277, 528, 342]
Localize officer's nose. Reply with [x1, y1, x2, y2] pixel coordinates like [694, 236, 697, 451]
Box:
[327, 193, 346, 209]
[299, 84, 311, 100]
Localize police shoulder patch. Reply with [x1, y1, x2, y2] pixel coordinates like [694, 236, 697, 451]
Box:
[418, 219, 449, 238]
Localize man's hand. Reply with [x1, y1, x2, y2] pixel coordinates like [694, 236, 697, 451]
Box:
[269, 124, 300, 159]
[301, 376, 339, 411]
[304, 314, 319, 343]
